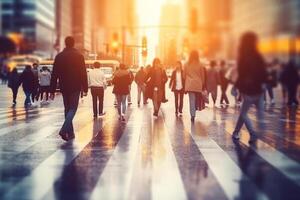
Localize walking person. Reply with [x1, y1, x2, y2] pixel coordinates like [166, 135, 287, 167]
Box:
[184, 51, 206, 122]
[280, 59, 299, 106]
[219, 60, 230, 105]
[127, 70, 134, 105]
[39, 66, 51, 103]
[206, 60, 219, 106]
[19, 65, 35, 107]
[264, 62, 277, 105]
[50, 36, 88, 141]
[145, 58, 168, 117]
[31, 63, 40, 105]
[232, 32, 267, 144]
[135, 66, 147, 106]
[88, 61, 107, 118]
[7, 68, 20, 106]
[112, 64, 132, 121]
[169, 61, 185, 116]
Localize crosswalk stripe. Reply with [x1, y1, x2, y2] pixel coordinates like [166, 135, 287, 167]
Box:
[0, 110, 90, 156]
[224, 118, 300, 187]
[185, 118, 269, 200]
[90, 109, 143, 200]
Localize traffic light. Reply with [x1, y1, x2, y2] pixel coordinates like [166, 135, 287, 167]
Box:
[111, 32, 119, 54]
[142, 36, 147, 57]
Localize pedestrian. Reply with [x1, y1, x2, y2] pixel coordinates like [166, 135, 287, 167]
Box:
[127, 70, 134, 105]
[31, 63, 40, 105]
[280, 59, 299, 106]
[50, 36, 88, 141]
[145, 58, 168, 117]
[219, 60, 230, 105]
[112, 63, 132, 121]
[206, 60, 219, 106]
[39, 66, 51, 103]
[264, 62, 277, 105]
[135, 66, 147, 106]
[169, 61, 185, 115]
[19, 65, 35, 107]
[88, 61, 107, 118]
[232, 32, 267, 144]
[184, 51, 206, 122]
[7, 68, 20, 106]
[278, 62, 288, 104]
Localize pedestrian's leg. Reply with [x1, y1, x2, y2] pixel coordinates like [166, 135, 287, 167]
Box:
[122, 95, 127, 115]
[137, 85, 141, 105]
[99, 88, 104, 114]
[116, 95, 122, 116]
[212, 90, 217, 105]
[179, 91, 184, 113]
[61, 92, 80, 135]
[174, 91, 179, 113]
[233, 96, 253, 137]
[12, 88, 17, 104]
[188, 92, 196, 118]
[224, 87, 230, 104]
[91, 88, 97, 117]
[45, 86, 49, 101]
[153, 91, 158, 114]
[128, 86, 132, 104]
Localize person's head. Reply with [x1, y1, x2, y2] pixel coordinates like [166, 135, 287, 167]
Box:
[220, 60, 226, 68]
[65, 36, 75, 48]
[175, 61, 182, 71]
[188, 50, 200, 64]
[152, 58, 161, 68]
[32, 63, 38, 69]
[93, 62, 101, 69]
[140, 66, 144, 71]
[119, 63, 126, 70]
[42, 66, 47, 71]
[11, 68, 18, 74]
[25, 65, 32, 71]
[210, 60, 216, 68]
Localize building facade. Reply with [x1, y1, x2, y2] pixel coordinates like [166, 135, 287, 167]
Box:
[232, 0, 300, 61]
[1, 0, 56, 58]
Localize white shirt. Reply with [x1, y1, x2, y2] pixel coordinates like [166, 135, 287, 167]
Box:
[175, 71, 183, 90]
[88, 68, 107, 88]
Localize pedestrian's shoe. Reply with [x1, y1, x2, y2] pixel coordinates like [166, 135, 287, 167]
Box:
[59, 131, 69, 141]
[162, 99, 168, 103]
[128, 102, 132, 105]
[248, 132, 257, 144]
[191, 116, 195, 123]
[93, 115, 97, 119]
[270, 99, 275, 105]
[179, 111, 183, 116]
[121, 115, 126, 122]
[99, 112, 106, 117]
[153, 112, 158, 118]
[232, 132, 240, 140]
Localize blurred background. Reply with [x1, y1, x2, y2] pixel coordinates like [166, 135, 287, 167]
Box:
[0, 0, 300, 69]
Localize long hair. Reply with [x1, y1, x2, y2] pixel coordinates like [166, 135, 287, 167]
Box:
[237, 32, 263, 71]
[188, 50, 200, 65]
[152, 58, 161, 67]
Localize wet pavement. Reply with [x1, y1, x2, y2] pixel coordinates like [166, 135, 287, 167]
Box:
[0, 84, 300, 200]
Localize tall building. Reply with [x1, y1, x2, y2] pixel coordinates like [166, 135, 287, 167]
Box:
[55, 0, 72, 52]
[72, 0, 93, 56]
[1, 0, 56, 57]
[232, 0, 300, 61]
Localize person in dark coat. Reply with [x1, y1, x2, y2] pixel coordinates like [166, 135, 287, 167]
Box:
[135, 66, 147, 106]
[169, 61, 185, 115]
[145, 58, 168, 117]
[233, 32, 267, 144]
[19, 65, 35, 107]
[8, 68, 20, 106]
[31, 63, 40, 104]
[50, 36, 88, 141]
[219, 60, 230, 105]
[280, 59, 299, 106]
[112, 63, 132, 121]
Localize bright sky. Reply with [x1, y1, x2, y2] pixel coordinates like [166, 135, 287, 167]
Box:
[136, 0, 181, 65]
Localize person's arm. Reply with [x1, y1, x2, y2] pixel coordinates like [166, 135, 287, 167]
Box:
[169, 71, 174, 88]
[50, 57, 59, 94]
[80, 55, 88, 93]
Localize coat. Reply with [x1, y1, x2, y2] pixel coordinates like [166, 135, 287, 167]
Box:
[206, 68, 219, 92]
[112, 69, 132, 95]
[145, 67, 168, 99]
[135, 69, 147, 85]
[50, 47, 88, 94]
[19, 68, 35, 92]
[169, 69, 185, 92]
[184, 62, 206, 93]
[8, 71, 20, 89]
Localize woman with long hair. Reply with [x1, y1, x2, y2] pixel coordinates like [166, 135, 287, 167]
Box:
[184, 51, 206, 122]
[232, 32, 267, 143]
[145, 58, 168, 117]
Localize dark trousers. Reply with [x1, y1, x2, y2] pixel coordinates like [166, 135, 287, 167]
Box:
[40, 86, 50, 101]
[220, 86, 229, 104]
[61, 91, 80, 134]
[31, 87, 39, 103]
[264, 84, 274, 101]
[11, 87, 19, 103]
[91, 87, 104, 116]
[174, 90, 184, 113]
[24, 90, 32, 106]
[287, 85, 299, 105]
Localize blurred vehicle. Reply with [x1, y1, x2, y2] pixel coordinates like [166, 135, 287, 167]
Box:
[6, 54, 42, 72]
[85, 60, 119, 85]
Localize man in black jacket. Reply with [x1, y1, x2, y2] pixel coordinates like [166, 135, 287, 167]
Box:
[50, 36, 88, 141]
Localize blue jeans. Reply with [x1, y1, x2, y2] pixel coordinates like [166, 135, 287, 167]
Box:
[233, 94, 264, 135]
[61, 91, 80, 134]
[24, 90, 32, 106]
[116, 95, 127, 115]
[188, 92, 197, 117]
